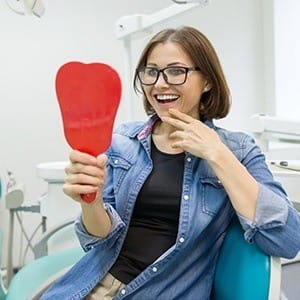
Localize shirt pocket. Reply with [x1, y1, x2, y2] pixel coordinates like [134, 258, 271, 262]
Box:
[108, 155, 133, 195]
[199, 177, 228, 216]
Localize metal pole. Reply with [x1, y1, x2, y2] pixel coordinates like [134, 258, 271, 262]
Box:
[6, 210, 14, 286]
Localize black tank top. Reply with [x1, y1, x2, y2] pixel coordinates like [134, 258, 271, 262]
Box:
[109, 138, 185, 284]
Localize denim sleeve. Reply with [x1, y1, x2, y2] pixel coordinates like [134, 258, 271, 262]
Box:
[238, 183, 288, 231]
[74, 203, 125, 252]
[237, 135, 300, 259]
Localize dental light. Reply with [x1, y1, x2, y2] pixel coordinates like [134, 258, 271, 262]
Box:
[116, 0, 210, 121]
[5, 0, 45, 17]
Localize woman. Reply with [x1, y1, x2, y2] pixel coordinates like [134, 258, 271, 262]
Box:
[41, 26, 300, 299]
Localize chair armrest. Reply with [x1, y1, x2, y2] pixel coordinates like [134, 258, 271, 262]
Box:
[269, 256, 281, 300]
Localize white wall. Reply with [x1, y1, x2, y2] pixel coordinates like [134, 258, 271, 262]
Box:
[0, 0, 270, 268]
[274, 0, 300, 120]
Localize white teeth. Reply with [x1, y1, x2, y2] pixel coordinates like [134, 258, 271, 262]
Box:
[156, 94, 178, 100]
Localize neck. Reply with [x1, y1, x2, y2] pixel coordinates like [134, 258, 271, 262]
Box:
[153, 120, 175, 137]
[152, 120, 184, 154]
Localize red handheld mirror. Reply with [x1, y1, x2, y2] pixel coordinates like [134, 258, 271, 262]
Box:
[55, 61, 122, 203]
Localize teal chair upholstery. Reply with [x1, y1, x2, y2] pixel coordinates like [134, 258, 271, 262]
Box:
[5, 247, 84, 300]
[213, 218, 281, 300]
[0, 220, 84, 300]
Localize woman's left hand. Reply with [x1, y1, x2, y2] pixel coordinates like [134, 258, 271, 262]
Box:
[161, 108, 225, 161]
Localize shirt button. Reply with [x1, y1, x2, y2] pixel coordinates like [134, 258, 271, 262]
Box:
[179, 237, 185, 243]
[114, 159, 119, 164]
[152, 266, 158, 272]
[183, 195, 189, 201]
[187, 157, 192, 162]
[121, 289, 126, 295]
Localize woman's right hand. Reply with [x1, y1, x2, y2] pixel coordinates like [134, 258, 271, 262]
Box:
[63, 150, 108, 203]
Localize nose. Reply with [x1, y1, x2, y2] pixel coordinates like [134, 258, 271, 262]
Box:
[155, 71, 169, 86]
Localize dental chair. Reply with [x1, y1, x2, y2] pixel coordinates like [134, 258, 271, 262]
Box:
[0, 218, 280, 300]
[213, 217, 281, 300]
[0, 220, 84, 300]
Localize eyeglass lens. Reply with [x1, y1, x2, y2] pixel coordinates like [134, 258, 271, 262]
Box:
[139, 67, 188, 85]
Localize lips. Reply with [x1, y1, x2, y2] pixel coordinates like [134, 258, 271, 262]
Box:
[155, 94, 179, 103]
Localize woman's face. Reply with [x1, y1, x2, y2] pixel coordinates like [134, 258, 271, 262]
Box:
[142, 42, 207, 120]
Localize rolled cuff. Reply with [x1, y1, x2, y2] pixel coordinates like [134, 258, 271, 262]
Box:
[75, 203, 125, 251]
[238, 183, 289, 243]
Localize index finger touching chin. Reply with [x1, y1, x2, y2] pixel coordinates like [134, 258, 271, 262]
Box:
[168, 109, 194, 123]
[161, 116, 185, 130]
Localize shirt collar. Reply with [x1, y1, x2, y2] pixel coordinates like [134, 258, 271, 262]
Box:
[131, 114, 216, 141]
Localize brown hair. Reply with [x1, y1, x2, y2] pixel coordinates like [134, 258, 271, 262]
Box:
[133, 26, 231, 121]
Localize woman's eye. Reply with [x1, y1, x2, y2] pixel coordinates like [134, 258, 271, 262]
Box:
[146, 69, 158, 77]
[168, 68, 185, 76]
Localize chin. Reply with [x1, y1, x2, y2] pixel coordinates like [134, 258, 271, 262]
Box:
[155, 110, 172, 120]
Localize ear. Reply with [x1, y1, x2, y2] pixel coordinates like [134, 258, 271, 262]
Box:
[203, 83, 212, 92]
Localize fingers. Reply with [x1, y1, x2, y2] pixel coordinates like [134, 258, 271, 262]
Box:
[63, 183, 98, 198]
[168, 108, 194, 123]
[69, 150, 97, 165]
[160, 109, 209, 155]
[161, 115, 186, 130]
[161, 109, 200, 130]
[97, 153, 108, 168]
[64, 150, 108, 202]
[67, 151, 107, 174]
[65, 171, 106, 186]
[65, 151, 107, 181]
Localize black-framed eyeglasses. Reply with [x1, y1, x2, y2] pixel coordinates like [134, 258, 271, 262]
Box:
[136, 66, 201, 86]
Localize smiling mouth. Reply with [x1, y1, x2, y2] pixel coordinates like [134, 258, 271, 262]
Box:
[155, 94, 179, 104]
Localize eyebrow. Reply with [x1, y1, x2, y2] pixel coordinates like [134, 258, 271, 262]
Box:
[146, 62, 189, 67]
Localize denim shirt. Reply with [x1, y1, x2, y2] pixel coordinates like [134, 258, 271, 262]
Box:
[41, 116, 300, 300]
